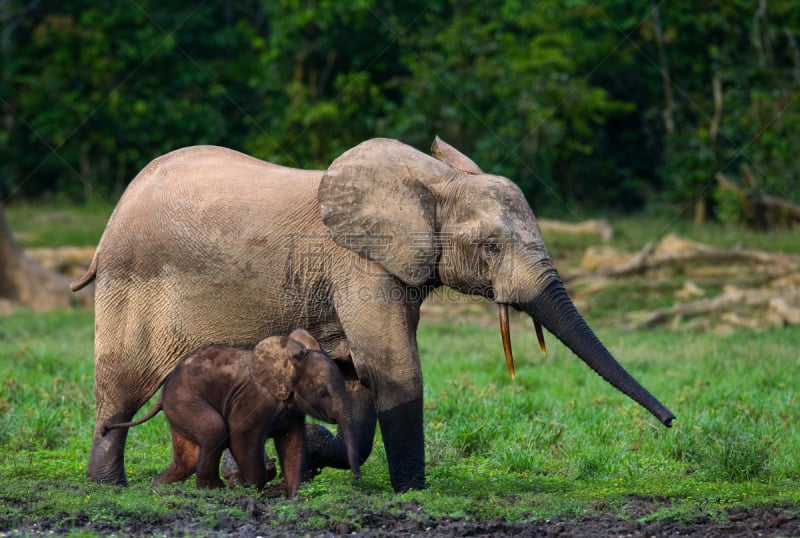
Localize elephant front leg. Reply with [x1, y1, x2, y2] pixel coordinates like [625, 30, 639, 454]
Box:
[377, 396, 425, 492]
[228, 430, 273, 489]
[334, 284, 427, 493]
[305, 379, 376, 477]
[305, 384, 421, 492]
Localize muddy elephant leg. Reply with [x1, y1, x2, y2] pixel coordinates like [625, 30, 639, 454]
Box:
[305, 379, 376, 475]
[220, 449, 277, 488]
[274, 420, 307, 497]
[377, 396, 424, 492]
[333, 286, 426, 492]
[88, 409, 133, 485]
[88, 361, 161, 485]
[156, 430, 199, 485]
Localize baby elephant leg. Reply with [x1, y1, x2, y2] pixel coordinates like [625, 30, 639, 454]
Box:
[274, 420, 307, 497]
[156, 430, 199, 485]
[227, 431, 274, 489]
[194, 414, 229, 489]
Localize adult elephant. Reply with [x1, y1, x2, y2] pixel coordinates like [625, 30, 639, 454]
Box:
[72, 137, 675, 492]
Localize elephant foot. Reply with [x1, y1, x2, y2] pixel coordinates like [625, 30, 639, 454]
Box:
[378, 398, 426, 493]
[87, 431, 128, 485]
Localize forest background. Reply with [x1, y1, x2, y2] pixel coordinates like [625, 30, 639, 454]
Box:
[2, 0, 799, 224]
[2, 3, 800, 534]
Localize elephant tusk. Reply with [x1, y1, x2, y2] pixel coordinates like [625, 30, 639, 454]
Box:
[498, 303, 516, 380]
[533, 319, 547, 354]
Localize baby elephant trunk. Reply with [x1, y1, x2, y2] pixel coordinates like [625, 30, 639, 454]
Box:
[337, 411, 362, 480]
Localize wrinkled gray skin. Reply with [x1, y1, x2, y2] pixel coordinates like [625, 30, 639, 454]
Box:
[102, 329, 361, 497]
[73, 137, 675, 493]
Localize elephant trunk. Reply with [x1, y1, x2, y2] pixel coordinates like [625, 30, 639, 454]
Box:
[336, 411, 362, 480]
[522, 280, 675, 427]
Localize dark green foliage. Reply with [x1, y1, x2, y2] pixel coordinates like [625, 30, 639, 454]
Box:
[1, 1, 798, 219]
[650, 1, 800, 221]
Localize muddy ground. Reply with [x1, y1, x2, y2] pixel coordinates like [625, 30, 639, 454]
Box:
[6, 495, 799, 537]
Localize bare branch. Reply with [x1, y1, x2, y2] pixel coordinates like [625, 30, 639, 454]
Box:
[709, 72, 723, 145]
[650, 1, 674, 133]
[752, 0, 769, 66]
[785, 29, 800, 83]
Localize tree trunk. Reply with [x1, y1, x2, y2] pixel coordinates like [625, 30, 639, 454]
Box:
[693, 196, 707, 226]
[651, 1, 674, 134]
[0, 203, 93, 310]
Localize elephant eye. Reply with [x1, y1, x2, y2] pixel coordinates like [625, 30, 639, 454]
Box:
[483, 241, 501, 256]
[317, 388, 330, 400]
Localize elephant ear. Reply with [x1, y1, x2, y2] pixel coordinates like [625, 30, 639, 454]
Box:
[288, 328, 321, 351]
[252, 336, 304, 401]
[319, 138, 454, 286]
[431, 136, 483, 175]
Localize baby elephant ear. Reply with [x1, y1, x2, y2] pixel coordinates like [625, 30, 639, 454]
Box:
[288, 328, 321, 351]
[252, 336, 301, 401]
[319, 138, 452, 286]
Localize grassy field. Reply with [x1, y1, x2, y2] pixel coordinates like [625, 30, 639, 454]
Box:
[2, 204, 799, 534]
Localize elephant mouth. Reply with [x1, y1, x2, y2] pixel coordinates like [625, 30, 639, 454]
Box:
[497, 302, 546, 380]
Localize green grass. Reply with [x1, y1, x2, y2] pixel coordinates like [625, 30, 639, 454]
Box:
[1, 309, 799, 532]
[5, 201, 112, 248]
[1, 204, 799, 533]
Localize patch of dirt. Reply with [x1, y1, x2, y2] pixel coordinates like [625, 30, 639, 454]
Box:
[4, 497, 799, 537]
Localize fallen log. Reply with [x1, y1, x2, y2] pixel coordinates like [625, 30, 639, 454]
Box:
[567, 233, 800, 331]
[716, 172, 800, 229]
[568, 234, 800, 282]
[625, 286, 800, 330]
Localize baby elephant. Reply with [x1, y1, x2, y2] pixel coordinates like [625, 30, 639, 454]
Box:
[103, 328, 361, 496]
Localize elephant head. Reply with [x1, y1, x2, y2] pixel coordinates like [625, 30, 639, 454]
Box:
[318, 137, 674, 427]
[252, 329, 362, 479]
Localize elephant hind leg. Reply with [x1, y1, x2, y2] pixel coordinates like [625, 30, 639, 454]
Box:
[88, 409, 135, 485]
[89, 349, 170, 485]
[156, 431, 199, 485]
[194, 414, 228, 489]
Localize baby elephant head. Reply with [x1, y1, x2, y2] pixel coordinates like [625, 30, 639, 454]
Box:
[252, 329, 361, 479]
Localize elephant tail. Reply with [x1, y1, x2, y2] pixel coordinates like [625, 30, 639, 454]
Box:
[101, 396, 163, 436]
[70, 250, 98, 292]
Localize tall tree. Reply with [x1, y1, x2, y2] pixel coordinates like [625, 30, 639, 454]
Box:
[391, 1, 634, 212]
[2, 0, 798, 220]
